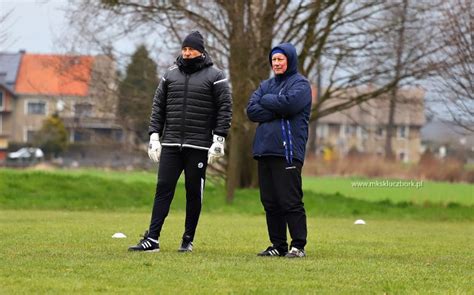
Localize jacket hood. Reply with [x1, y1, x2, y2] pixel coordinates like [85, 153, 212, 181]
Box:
[268, 42, 298, 79]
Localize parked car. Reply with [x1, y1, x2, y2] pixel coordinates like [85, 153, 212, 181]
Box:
[7, 147, 44, 162]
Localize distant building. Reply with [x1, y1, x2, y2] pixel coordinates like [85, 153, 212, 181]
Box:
[312, 88, 426, 162]
[421, 120, 474, 163]
[0, 52, 23, 160]
[0, 51, 122, 147]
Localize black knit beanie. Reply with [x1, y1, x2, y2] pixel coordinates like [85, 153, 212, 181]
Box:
[182, 31, 205, 53]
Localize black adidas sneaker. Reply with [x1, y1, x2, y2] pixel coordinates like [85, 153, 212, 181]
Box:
[178, 235, 193, 252]
[128, 230, 160, 252]
[257, 246, 287, 257]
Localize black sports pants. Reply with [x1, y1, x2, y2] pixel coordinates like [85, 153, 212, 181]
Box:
[258, 156, 307, 250]
[148, 147, 208, 241]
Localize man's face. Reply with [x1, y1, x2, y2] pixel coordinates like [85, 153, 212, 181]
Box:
[182, 47, 202, 59]
[271, 53, 288, 75]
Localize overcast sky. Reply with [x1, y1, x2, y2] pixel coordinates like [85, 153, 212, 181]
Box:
[0, 0, 68, 53]
[1, 0, 174, 72]
[1, 0, 147, 56]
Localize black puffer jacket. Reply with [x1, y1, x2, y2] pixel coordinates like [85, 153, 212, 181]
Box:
[148, 53, 232, 150]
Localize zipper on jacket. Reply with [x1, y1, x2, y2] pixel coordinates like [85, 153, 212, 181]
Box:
[180, 74, 190, 150]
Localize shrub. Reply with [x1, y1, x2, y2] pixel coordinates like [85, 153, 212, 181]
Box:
[304, 154, 472, 183]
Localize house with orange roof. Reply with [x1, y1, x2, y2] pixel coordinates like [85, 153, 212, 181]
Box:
[0, 51, 122, 146]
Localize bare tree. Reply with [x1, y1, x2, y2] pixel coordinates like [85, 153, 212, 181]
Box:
[361, 0, 444, 159]
[64, 0, 445, 201]
[0, 8, 16, 50]
[433, 0, 473, 132]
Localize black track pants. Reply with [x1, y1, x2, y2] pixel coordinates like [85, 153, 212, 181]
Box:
[258, 156, 307, 250]
[148, 147, 208, 241]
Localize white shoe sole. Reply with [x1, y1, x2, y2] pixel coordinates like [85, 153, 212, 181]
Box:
[128, 248, 160, 253]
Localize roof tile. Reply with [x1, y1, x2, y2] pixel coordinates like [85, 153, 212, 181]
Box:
[15, 54, 93, 96]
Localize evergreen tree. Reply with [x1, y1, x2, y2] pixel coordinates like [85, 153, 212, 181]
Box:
[118, 45, 158, 142]
[35, 114, 68, 158]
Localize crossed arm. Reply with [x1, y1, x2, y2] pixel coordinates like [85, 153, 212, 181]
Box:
[246, 79, 312, 122]
[247, 85, 276, 123]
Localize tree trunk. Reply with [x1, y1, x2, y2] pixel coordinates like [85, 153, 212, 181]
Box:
[307, 121, 318, 157]
[223, 0, 275, 202]
[385, 0, 408, 161]
[384, 89, 397, 160]
[225, 4, 256, 203]
[307, 59, 323, 157]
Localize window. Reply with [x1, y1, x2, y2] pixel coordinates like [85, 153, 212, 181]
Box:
[73, 130, 91, 142]
[26, 130, 37, 142]
[74, 103, 93, 117]
[317, 124, 328, 138]
[339, 124, 355, 138]
[339, 124, 345, 138]
[375, 126, 385, 138]
[345, 124, 355, 136]
[0, 91, 4, 110]
[27, 101, 46, 115]
[113, 130, 123, 142]
[398, 125, 409, 139]
[357, 126, 368, 139]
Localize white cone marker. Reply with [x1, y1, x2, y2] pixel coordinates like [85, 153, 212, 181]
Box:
[112, 232, 127, 238]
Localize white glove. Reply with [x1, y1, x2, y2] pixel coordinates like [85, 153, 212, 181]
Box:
[208, 134, 225, 164]
[148, 133, 161, 163]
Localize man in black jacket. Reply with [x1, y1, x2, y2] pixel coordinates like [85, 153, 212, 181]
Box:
[129, 31, 232, 253]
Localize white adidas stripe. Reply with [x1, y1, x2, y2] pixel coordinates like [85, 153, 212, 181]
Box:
[213, 78, 228, 85]
[200, 178, 204, 204]
[148, 237, 158, 243]
[269, 249, 279, 256]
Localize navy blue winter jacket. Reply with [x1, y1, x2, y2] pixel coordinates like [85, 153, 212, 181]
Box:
[246, 43, 312, 164]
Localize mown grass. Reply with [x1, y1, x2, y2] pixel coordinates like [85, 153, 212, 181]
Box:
[0, 168, 472, 221]
[1, 169, 472, 293]
[1, 210, 472, 294]
[4, 168, 472, 205]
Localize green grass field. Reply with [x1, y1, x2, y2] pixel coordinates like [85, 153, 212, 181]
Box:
[1, 210, 472, 294]
[0, 168, 473, 293]
[1, 169, 472, 220]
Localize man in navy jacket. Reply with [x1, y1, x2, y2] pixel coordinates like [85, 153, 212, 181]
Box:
[247, 42, 312, 258]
